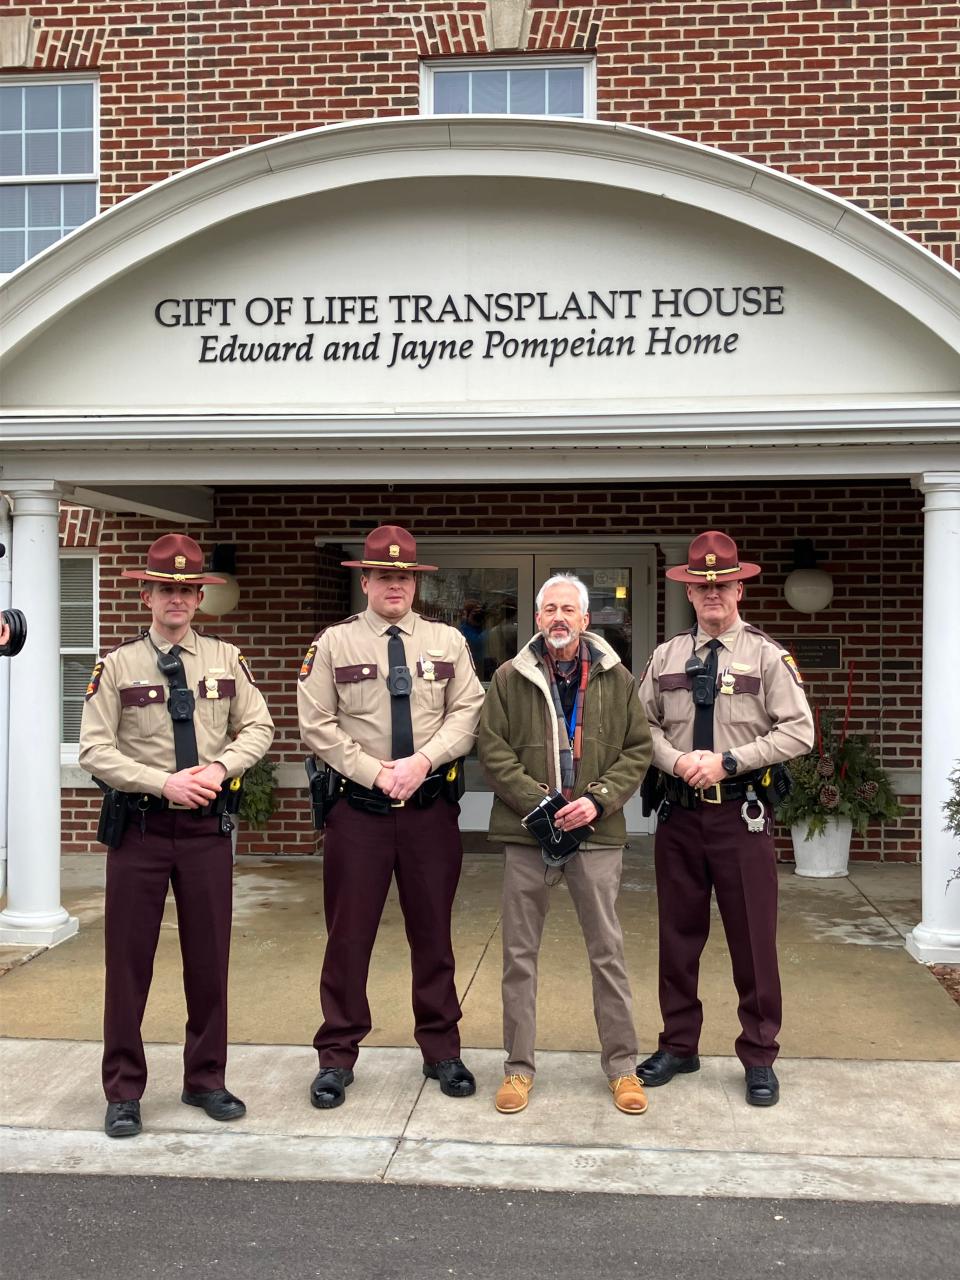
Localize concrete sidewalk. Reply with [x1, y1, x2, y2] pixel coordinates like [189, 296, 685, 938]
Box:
[1, 851, 958, 1203]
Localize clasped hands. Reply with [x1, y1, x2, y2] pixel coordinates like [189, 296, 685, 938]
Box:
[553, 796, 598, 832]
[675, 750, 726, 789]
[162, 761, 227, 808]
[375, 752, 431, 802]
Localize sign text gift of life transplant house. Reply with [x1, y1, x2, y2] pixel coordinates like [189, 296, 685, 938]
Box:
[153, 284, 786, 370]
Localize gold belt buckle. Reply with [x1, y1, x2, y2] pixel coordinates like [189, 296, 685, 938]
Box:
[391, 799, 405, 808]
[697, 783, 723, 805]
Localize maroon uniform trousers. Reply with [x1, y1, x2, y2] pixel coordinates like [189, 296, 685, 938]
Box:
[102, 810, 233, 1101]
[654, 799, 781, 1067]
[315, 798, 464, 1068]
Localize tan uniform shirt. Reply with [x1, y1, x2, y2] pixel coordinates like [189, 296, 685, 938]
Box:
[79, 626, 275, 796]
[297, 607, 485, 789]
[638, 618, 814, 777]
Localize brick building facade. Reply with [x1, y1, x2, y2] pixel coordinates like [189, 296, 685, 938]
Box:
[2, 1, 959, 958]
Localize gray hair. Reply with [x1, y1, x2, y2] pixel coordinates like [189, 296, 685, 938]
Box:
[536, 573, 590, 614]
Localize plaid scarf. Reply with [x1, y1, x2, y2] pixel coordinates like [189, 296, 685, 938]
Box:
[540, 637, 591, 798]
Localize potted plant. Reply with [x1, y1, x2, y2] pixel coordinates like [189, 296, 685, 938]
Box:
[232, 754, 278, 855]
[779, 707, 902, 877]
[945, 762, 960, 895]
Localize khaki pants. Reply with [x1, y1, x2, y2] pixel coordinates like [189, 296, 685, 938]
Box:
[501, 842, 638, 1079]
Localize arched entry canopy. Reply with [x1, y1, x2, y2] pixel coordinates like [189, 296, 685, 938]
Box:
[1, 115, 959, 489]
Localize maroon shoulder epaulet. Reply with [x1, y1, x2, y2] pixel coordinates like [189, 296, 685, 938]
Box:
[667, 625, 698, 642]
[193, 627, 224, 642]
[319, 614, 359, 637]
[744, 623, 782, 647]
[108, 628, 149, 654]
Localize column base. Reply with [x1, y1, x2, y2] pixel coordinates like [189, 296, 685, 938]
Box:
[905, 926, 960, 966]
[0, 915, 79, 948]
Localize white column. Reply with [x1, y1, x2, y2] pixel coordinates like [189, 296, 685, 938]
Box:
[660, 539, 695, 639]
[0, 484, 78, 946]
[906, 472, 960, 965]
[0, 496, 10, 897]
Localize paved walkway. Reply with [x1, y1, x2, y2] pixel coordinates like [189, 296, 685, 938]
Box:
[1, 853, 958, 1203]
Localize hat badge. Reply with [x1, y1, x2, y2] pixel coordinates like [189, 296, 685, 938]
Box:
[174, 554, 186, 569]
[705, 553, 717, 567]
[389, 544, 400, 559]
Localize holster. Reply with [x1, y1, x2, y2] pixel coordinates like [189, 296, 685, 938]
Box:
[305, 757, 344, 830]
[441, 758, 466, 804]
[640, 765, 665, 818]
[756, 763, 793, 810]
[94, 778, 131, 849]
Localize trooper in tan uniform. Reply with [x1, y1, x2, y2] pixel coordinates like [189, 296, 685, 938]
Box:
[80, 534, 274, 1138]
[637, 531, 813, 1107]
[298, 524, 485, 1108]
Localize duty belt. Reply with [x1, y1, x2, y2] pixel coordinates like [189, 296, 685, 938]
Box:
[121, 792, 228, 819]
[344, 772, 445, 816]
[662, 775, 760, 809]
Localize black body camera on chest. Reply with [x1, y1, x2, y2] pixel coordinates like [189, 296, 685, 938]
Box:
[685, 655, 717, 708]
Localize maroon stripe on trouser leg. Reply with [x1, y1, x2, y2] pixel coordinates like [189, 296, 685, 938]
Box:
[654, 805, 712, 1056]
[169, 813, 234, 1093]
[393, 801, 464, 1063]
[102, 814, 175, 1101]
[313, 803, 396, 1068]
[705, 801, 781, 1066]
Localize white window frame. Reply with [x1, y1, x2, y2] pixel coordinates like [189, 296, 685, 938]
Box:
[420, 55, 596, 120]
[0, 72, 100, 276]
[59, 549, 99, 761]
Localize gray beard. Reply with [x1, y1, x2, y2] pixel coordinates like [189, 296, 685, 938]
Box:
[546, 629, 578, 651]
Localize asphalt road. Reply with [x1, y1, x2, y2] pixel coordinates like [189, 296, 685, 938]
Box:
[2, 1174, 957, 1280]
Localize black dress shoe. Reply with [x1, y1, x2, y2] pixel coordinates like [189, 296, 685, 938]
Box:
[181, 1087, 246, 1121]
[745, 1065, 779, 1107]
[423, 1057, 476, 1098]
[636, 1050, 701, 1087]
[310, 1067, 354, 1110]
[105, 1099, 142, 1139]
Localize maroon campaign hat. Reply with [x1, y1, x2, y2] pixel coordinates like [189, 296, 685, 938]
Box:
[341, 525, 438, 572]
[665, 531, 761, 584]
[120, 533, 225, 584]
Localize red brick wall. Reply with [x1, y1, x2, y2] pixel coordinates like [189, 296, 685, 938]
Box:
[2, 2, 956, 265]
[60, 480, 922, 862]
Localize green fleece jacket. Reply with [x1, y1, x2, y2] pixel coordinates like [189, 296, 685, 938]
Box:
[478, 631, 653, 847]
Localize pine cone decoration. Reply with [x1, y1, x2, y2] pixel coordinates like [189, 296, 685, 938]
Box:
[856, 781, 879, 802]
[816, 756, 836, 778]
[819, 784, 841, 810]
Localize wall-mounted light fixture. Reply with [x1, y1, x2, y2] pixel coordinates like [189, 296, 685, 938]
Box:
[784, 539, 834, 615]
[199, 543, 241, 616]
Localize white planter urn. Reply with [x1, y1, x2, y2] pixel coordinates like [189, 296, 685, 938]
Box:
[790, 817, 853, 878]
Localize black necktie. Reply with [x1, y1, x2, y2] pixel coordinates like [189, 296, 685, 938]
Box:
[692, 638, 723, 752]
[386, 625, 415, 759]
[165, 644, 199, 769]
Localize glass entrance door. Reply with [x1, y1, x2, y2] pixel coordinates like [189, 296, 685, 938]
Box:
[341, 540, 656, 833]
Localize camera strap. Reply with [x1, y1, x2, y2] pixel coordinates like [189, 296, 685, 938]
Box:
[148, 636, 199, 769]
[386, 625, 415, 759]
[692, 637, 722, 752]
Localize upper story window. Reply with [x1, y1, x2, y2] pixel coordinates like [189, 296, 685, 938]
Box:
[421, 56, 594, 120]
[0, 77, 98, 273]
[60, 552, 99, 749]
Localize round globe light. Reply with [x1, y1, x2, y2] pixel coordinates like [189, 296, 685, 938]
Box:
[784, 568, 833, 614]
[199, 573, 241, 617]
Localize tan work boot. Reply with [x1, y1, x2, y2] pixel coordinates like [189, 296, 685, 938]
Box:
[495, 1074, 533, 1114]
[609, 1073, 648, 1114]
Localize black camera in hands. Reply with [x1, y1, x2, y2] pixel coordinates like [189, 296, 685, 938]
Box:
[685, 655, 716, 708]
[0, 544, 27, 658]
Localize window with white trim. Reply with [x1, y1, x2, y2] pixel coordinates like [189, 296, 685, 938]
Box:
[60, 553, 98, 747]
[421, 57, 594, 120]
[0, 77, 98, 273]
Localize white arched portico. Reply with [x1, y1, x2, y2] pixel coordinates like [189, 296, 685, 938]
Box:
[1, 116, 959, 955]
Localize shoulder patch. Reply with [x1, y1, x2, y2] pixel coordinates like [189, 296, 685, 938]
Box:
[781, 653, 804, 685]
[298, 640, 319, 682]
[237, 653, 257, 685]
[85, 660, 105, 700]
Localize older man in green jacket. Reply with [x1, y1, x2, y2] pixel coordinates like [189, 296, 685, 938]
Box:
[478, 573, 653, 1116]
